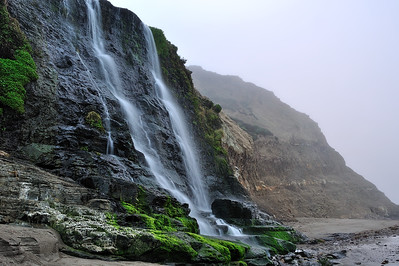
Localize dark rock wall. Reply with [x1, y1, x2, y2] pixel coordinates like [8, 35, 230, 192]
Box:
[1, 0, 246, 204]
[4, 0, 157, 194]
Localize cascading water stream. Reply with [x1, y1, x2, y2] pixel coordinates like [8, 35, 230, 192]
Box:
[143, 27, 210, 211]
[61, 0, 114, 154]
[84, 0, 217, 235]
[84, 0, 244, 237]
[143, 27, 245, 237]
[76, 53, 114, 155]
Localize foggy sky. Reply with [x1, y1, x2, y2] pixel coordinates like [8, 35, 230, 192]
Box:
[108, 0, 399, 204]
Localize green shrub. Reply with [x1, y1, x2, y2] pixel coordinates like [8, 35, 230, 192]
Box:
[212, 104, 222, 113]
[85, 111, 104, 131]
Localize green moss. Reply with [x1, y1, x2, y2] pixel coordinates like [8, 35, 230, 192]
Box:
[215, 239, 247, 261]
[189, 233, 230, 262]
[0, 2, 38, 114]
[188, 233, 248, 262]
[151, 231, 198, 261]
[149, 28, 169, 58]
[80, 146, 89, 152]
[153, 214, 175, 232]
[0, 1, 26, 59]
[0, 48, 38, 113]
[256, 235, 296, 255]
[176, 217, 199, 234]
[121, 195, 199, 233]
[85, 111, 104, 131]
[263, 231, 293, 242]
[106, 212, 120, 230]
[164, 196, 186, 218]
[121, 201, 139, 214]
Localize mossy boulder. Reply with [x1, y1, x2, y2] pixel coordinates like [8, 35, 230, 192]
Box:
[118, 185, 199, 234]
[50, 204, 249, 264]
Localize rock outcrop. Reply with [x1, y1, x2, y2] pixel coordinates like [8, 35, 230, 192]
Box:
[189, 65, 399, 221]
[0, 155, 244, 264]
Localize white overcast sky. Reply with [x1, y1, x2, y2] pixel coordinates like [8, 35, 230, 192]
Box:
[108, 0, 399, 204]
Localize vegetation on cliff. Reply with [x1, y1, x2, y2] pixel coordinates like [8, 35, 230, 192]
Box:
[150, 27, 232, 177]
[0, 0, 38, 115]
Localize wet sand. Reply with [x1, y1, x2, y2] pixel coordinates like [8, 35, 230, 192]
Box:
[287, 218, 399, 239]
[285, 218, 399, 265]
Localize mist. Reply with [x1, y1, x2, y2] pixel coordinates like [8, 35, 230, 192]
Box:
[109, 0, 399, 204]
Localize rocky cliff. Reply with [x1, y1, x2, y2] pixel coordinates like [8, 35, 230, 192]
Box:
[189, 65, 399, 221]
[0, 0, 301, 264]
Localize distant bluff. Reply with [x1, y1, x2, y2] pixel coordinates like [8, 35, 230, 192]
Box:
[189, 65, 399, 221]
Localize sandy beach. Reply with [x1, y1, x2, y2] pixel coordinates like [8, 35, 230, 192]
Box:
[283, 218, 399, 265]
[287, 218, 399, 239]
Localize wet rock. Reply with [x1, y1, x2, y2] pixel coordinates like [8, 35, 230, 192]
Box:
[212, 199, 252, 220]
[326, 250, 347, 259]
[295, 249, 312, 258]
[0, 224, 60, 264]
[55, 55, 74, 68]
[211, 198, 277, 227]
[87, 199, 113, 211]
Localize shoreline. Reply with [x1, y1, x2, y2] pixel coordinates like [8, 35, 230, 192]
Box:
[2, 218, 399, 265]
[278, 218, 399, 265]
[286, 217, 399, 239]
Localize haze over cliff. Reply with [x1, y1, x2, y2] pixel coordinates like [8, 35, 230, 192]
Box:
[189, 65, 399, 221]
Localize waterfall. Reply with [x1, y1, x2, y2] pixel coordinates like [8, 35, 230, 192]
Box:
[62, 0, 70, 17]
[83, 0, 246, 237]
[76, 52, 114, 155]
[143, 27, 210, 211]
[84, 0, 217, 235]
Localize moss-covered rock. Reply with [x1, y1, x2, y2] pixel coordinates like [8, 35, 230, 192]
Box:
[119, 186, 199, 234]
[48, 202, 249, 264]
[255, 235, 296, 255]
[0, 0, 37, 114]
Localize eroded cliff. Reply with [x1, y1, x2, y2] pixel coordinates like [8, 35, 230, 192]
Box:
[190, 65, 399, 221]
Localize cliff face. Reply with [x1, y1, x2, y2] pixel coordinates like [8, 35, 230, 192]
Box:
[0, 0, 225, 200]
[190, 65, 399, 221]
[0, 1, 302, 264]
